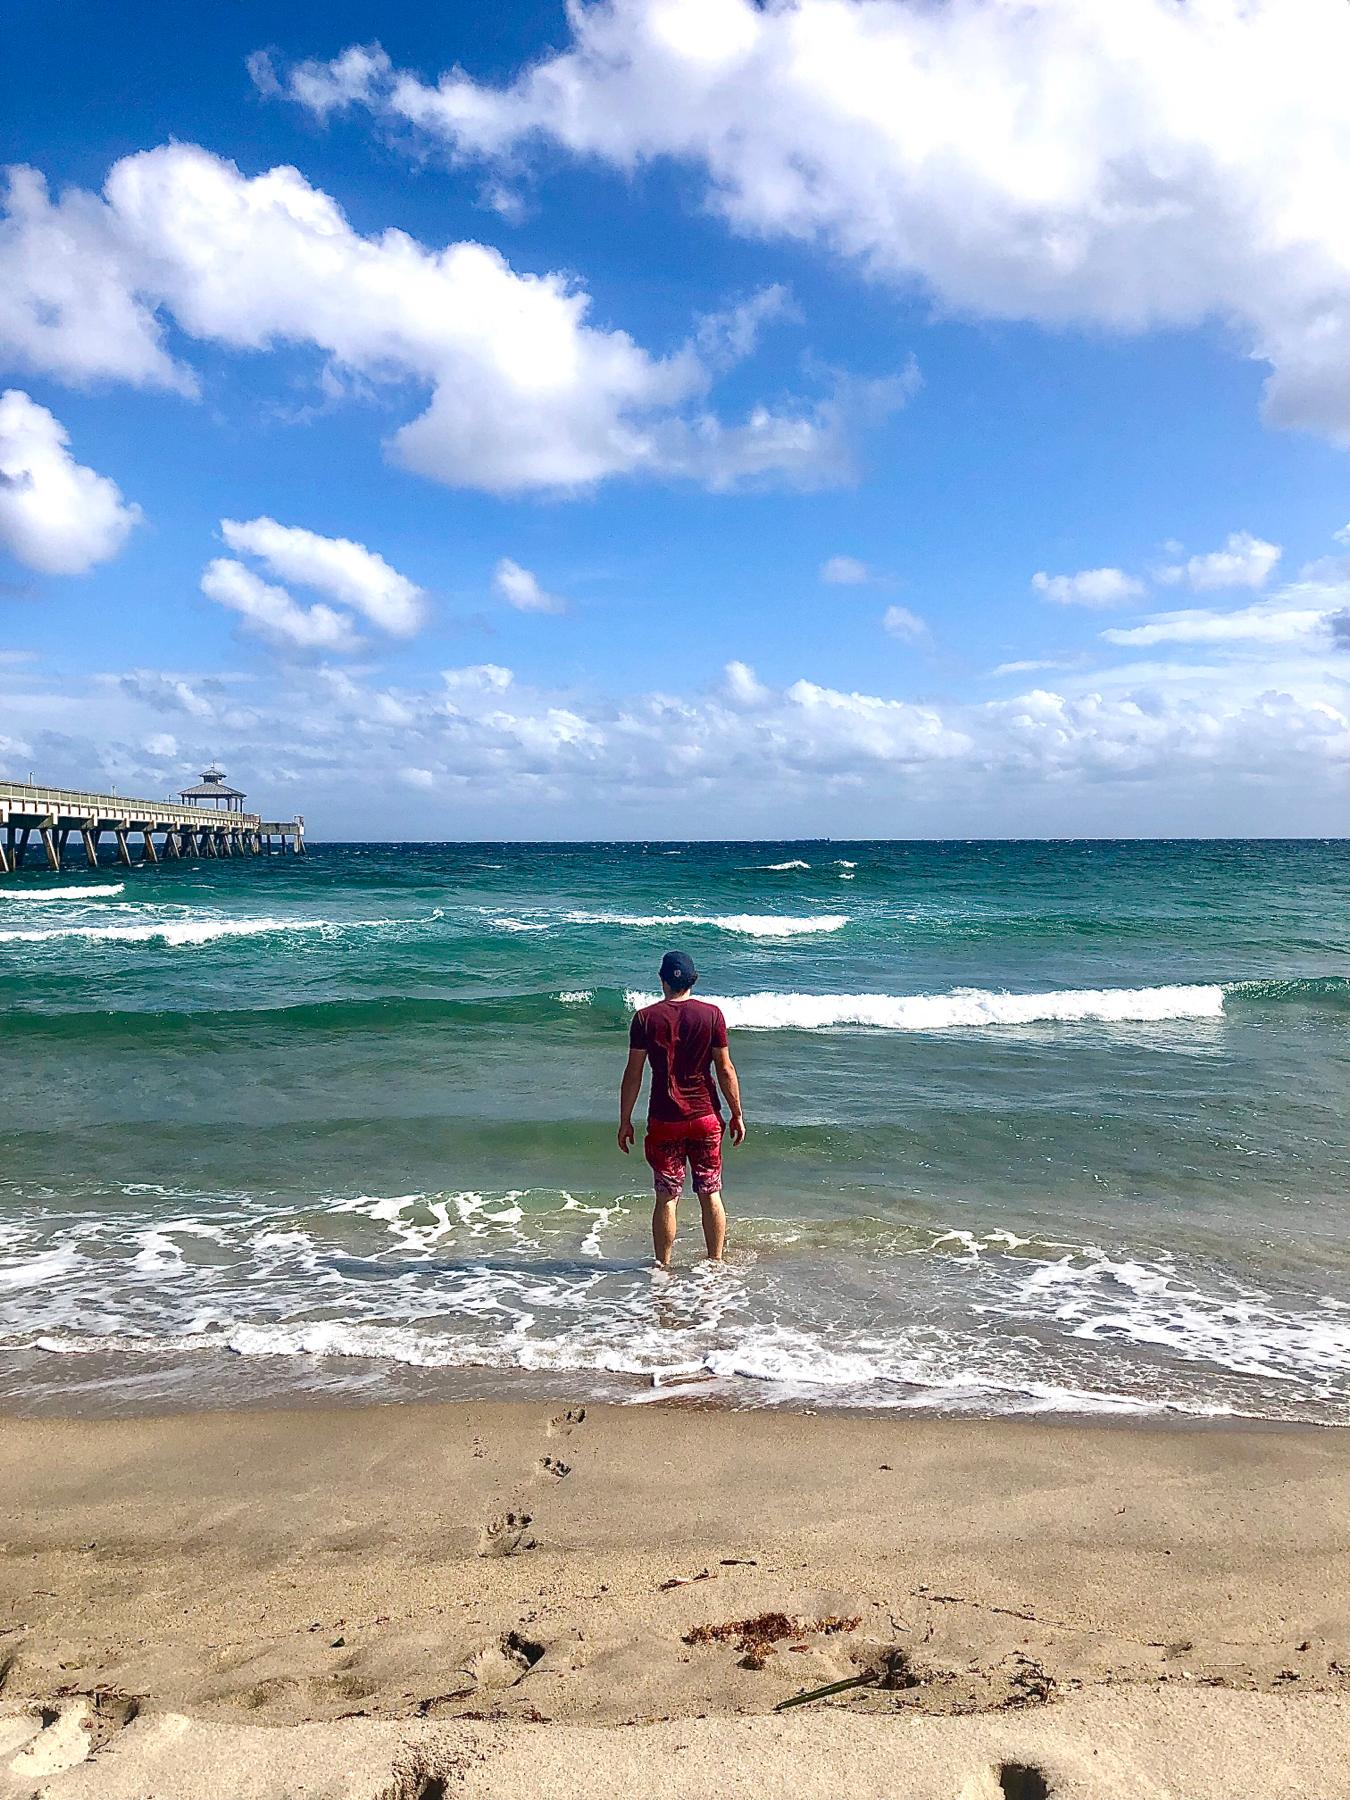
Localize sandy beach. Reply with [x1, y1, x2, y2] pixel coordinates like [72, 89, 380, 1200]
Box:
[1, 1399, 1347, 1796]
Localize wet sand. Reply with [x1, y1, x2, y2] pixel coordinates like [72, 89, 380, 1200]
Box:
[1, 1400, 1347, 1796]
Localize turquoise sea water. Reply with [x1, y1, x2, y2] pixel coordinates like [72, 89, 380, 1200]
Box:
[1, 840, 1347, 1421]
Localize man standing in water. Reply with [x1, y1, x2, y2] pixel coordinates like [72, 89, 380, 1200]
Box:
[618, 951, 745, 1268]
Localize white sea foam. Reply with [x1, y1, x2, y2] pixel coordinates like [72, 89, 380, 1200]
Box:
[558, 990, 593, 1004]
[3, 1180, 1343, 1424]
[619, 983, 1226, 1031]
[567, 910, 849, 937]
[759, 859, 810, 870]
[0, 882, 125, 900]
[0, 916, 333, 947]
[9, 1316, 1249, 1420]
[1010, 1251, 1350, 1385]
[0, 1246, 79, 1290]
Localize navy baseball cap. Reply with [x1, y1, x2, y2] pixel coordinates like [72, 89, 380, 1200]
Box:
[660, 950, 698, 990]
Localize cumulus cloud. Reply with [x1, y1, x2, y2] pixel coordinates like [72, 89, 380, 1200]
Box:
[723, 659, 770, 705]
[220, 517, 425, 635]
[1157, 531, 1282, 591]
[200, 557, 362, 653]
[0, 143, 891, 495]
[881, 603, 928, 643]
[11, 611, 1347, 834]
[1032, 567, 1145, 608]
[821, 554, 870, 586]
[492, 558, 566, 614]
[443, 663, 514, 693]
[0, 389, 141, 574]
[270, 0, 1350, 444]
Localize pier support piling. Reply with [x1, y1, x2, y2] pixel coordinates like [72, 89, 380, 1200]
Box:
[82, 827, 100, 868]
[142, 827, 159, 864]
[114, 828, 132, 867]
[40, 823, 60, 872]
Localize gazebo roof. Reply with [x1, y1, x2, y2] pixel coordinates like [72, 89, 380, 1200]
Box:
[179, 766, 246, 799]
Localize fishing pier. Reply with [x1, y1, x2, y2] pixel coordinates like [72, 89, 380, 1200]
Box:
[0, 767, 304, 875]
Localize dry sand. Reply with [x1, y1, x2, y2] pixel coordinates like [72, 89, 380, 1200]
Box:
[1, 1399, 1347, 1797]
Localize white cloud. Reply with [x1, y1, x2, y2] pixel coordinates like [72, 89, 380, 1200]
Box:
[0, 169, 194, 394]
[723, 659, 770, 705]
[200, 557, 362, 653]
[274, 0, 1350, 443]
[11, 610, 1348, 835]
[443, 663, 514, 692]
[989, 657, 1079, 677]
[694, 283, 795, 368]
[492, 558, 566, 614]
[0, 389, 141, 574]
[821, 554, 870, 586]
[117, 670, 224, 720]
[1102, 601, 1332, 648]
[220, 518, 425, 635]
[1032, 567, 1145, 608]
[881, 603, 928, 643]
[1157, 531, 1282, 591]
[0, 143, 889, 494]
[399, 765, 436, 790]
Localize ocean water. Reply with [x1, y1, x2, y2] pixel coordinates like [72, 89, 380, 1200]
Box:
[1, 839, 1347, 1423]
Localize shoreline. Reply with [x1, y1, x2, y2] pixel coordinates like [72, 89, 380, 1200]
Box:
[2, 1398, 1348, 1795]
[0, 1353, 1346, 1432]
[3, 1343, 1342, 1430]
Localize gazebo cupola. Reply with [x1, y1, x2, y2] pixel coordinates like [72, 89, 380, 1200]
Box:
[179, 765, 246, 814]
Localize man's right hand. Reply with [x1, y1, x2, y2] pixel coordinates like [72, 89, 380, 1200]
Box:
[618, 1120, 635, 1153]
[728, 1112, 746, 1147]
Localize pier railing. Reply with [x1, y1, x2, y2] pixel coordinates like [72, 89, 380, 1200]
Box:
[0, 779, 263, 829]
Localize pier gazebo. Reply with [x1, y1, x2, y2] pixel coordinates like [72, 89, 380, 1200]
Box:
[179, 765, 247, 814]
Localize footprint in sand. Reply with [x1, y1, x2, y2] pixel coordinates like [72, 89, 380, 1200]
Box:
[958, 1764, 1052, 1800]
[478, 1510, 537, 1557]
[538, 1455, 572, 1480]
[546, 1407, 587, 1439]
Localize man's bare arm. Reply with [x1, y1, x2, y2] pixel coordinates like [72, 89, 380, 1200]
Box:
[618, 1047, 646, 1152]
[713, 1046, 746, 1145]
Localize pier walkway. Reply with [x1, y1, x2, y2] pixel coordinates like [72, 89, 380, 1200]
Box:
[0, 780, 304, 874]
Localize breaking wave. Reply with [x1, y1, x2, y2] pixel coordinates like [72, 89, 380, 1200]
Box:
[563, 910, 849, 937]
[0, 916, 335, 947]
[0, 883, 125, 901]
[626, 983, 1226, 1030]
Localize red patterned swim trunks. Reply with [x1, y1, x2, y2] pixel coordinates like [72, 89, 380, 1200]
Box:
[643, 1115, 724, 1199]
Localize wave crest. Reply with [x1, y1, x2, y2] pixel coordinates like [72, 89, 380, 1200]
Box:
[0, 883, 125, 901]
[0, 917, 333, 947]
[565, 910, 849, 937]
[624, 983, 1226, 1030]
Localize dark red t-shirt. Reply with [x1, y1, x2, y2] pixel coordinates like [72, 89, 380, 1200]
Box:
[630, 997, 728, 1125]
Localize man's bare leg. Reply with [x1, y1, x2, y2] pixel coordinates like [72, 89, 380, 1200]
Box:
[698, 1190, 726, 1262]
[652, 1197, 678, 1269]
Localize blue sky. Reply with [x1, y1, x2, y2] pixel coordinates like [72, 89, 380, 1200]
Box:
[1, 0, 1347, 837]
